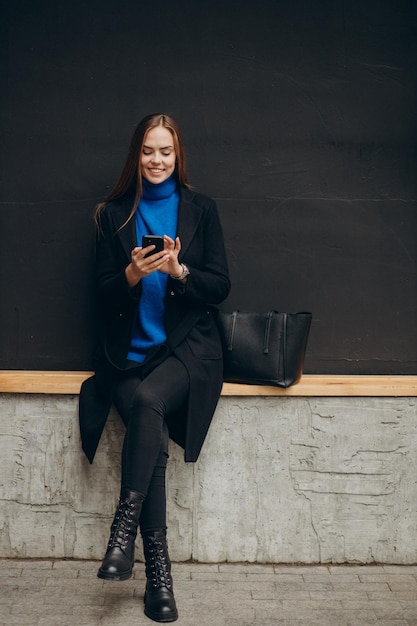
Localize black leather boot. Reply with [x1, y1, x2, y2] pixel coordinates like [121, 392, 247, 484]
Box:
[97, 489, 144, 581]
[142, 529, 178, 622]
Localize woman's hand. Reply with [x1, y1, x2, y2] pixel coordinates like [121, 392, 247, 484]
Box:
[125, 245, 170, 288]
[159, 235, 184, 278]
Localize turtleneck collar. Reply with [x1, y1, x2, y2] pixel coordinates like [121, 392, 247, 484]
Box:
[142, 174, 178, 201]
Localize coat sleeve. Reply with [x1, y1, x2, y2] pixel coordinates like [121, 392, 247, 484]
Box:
[95, 207, 141, 312]
[174, 199, 231, 306]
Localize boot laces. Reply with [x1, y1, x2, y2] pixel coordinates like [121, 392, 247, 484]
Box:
[107, 499, 137, 550]
[146, 536, 173, 591]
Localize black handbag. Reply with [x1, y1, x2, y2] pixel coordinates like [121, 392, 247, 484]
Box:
[217, 310, 312, 388]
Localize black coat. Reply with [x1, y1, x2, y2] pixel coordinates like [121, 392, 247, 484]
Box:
[79, 186, 231, 463]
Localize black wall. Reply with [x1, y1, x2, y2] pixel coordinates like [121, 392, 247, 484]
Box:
[2, 0, 416, 374]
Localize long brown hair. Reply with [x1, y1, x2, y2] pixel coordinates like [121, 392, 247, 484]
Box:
[94, 113, 191, 228]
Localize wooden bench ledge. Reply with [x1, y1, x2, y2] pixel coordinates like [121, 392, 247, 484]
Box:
[0, 371, 416, 396]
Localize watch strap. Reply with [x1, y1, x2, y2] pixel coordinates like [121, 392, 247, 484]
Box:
[170, 264, 190, 281]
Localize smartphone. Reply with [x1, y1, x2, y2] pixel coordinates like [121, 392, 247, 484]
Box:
[142, 235, 165, 258]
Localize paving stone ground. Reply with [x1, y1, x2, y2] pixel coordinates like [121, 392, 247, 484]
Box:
[0, 560, 417, 626]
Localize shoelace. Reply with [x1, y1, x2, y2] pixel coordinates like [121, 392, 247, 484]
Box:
[107, 500, 136, 549]
[146, 537, 173, 590]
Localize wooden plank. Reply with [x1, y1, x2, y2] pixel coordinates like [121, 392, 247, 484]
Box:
[221, 375, 417, 396]
[0, 371, 90, 395]
[0, 371, 416, 396]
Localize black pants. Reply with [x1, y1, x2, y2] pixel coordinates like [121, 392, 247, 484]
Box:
[113, 355, 189, 533]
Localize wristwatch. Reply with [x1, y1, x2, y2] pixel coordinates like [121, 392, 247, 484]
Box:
[170, 263, 190, 281]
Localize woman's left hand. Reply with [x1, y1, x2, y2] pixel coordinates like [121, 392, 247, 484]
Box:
[161, 235, 184, 278]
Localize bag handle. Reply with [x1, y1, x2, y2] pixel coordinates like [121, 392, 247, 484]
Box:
[225, 311, 238, 351]
[281, 313, 287, 380]
[226, 311, 275, 354]
[263, 311, 274, 354]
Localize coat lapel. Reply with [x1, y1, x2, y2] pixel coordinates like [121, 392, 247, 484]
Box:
[111, 187, 203, 262]
[177, 188, 204, 258]
[111, 194, 137, 261]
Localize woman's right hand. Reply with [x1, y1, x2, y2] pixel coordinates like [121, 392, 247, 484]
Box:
[125, 246, 170, 288]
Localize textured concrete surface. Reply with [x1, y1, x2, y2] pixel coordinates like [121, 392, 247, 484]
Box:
[0, 394, 417, 563]
[1, 560, 417, 626]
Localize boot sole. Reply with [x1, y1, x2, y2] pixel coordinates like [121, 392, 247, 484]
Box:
[144, 606, 178, 623]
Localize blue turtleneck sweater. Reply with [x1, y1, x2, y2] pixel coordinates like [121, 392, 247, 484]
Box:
[127, 175, 179, 363]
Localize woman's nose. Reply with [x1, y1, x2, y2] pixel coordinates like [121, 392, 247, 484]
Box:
[151, 152, 161, 163]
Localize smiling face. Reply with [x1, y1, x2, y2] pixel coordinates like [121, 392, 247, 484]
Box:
[140, 126, 177, 184]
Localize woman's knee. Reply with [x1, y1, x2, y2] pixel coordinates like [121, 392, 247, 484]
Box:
[130, 387, 166, 418]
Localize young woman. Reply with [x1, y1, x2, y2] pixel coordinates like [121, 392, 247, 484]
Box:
[79, 113, 230, 623]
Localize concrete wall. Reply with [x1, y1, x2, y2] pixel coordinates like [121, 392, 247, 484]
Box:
[1, 393, 416, 564]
